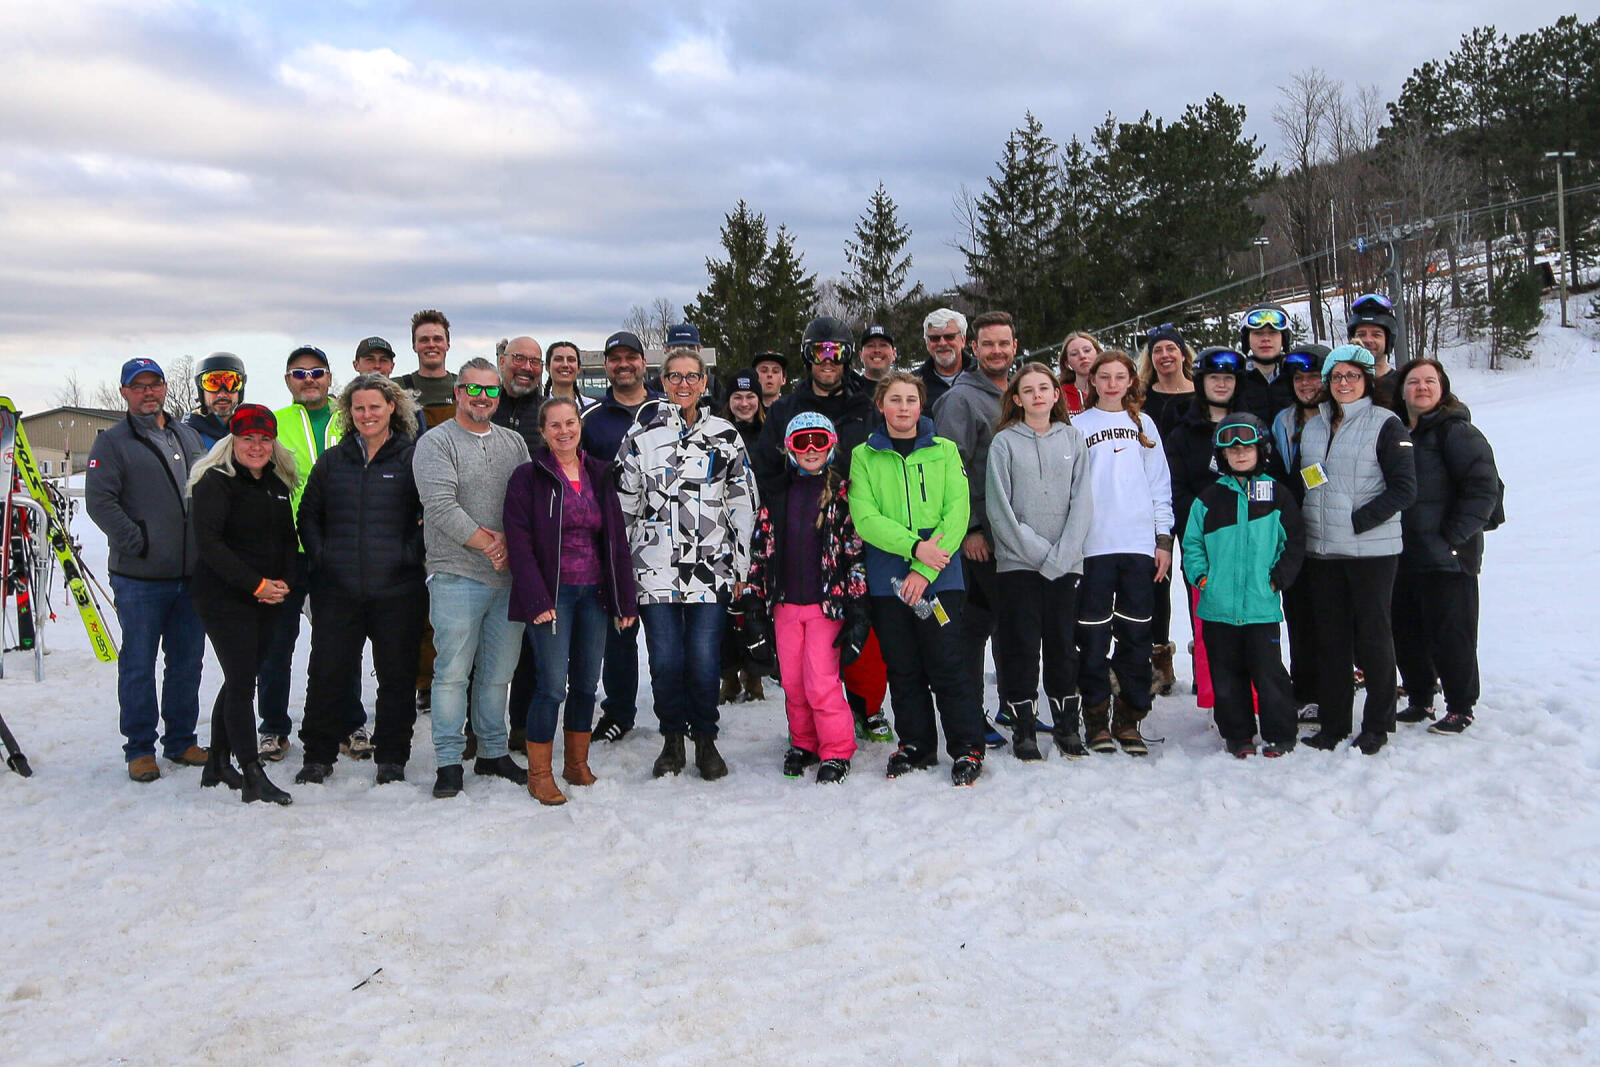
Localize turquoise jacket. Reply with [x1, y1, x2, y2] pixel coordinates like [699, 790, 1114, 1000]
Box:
[1180, 472, 1304, 626]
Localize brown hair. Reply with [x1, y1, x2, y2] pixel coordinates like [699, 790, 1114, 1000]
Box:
[1136, 337, 1197, 388]
[537, 395, 582, 429]
[411, 308, 450, 342]
[1058, 331, 1103, 382]
[970, 310, 1017, 340]
[1323, 358, 1373, 436]
[1086, 350, 1155, 448]
[997, 362, 1071, 431]
[872, 368, 926, 411]
[1394, 357, 1460, 420]
[337, 373, 419, 440]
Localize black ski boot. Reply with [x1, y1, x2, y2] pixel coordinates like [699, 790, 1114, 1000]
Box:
[782, 746, 821, 779]
[816, 758, 850, 784]
[1005, 700, 1043, 762]
[1050, 695, 1088, 759]
[951, 748, 984, 786]
[885, 744, 938, 778]
[693, 735, 728, 780]
[652, 733, 687, 778]
[241, 761, 292, 806]
[1225, 737, 1257, 759]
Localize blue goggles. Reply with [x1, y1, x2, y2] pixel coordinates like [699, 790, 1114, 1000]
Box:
[1351, 293, 1393, 313]
[1242, 308, 1289, 331]
[1283, 351, 1319, 374]
[1200, 349, 1245, 373]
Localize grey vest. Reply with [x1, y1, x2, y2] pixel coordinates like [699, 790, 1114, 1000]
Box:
[1299, 397, 1403, 558]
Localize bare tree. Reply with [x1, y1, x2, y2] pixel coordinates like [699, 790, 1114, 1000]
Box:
[622, 300, 676, 351]
[165, 355, 197, 415]
[92, 381, 122, 409]
[1273, 70, 1341, 339]
[54, 370, 87, 408]
[650, 297, 678, 344]
[809, 277, 854, 324]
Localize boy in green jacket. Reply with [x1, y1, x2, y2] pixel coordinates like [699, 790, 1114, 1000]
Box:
[1180, 413, 1305, 757]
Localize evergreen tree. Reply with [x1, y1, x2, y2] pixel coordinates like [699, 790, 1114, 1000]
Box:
[760, 224, 818, 360]
[840, 183, 914, 324]
[683, 202, 817, 373]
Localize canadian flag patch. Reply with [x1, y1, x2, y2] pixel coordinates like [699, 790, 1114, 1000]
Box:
[87, 459, 99, 468]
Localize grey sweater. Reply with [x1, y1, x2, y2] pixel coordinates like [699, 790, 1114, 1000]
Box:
[932, 368, 1006, 538]
[985, 420, 1094, 579]
[412, 419, 530, 587]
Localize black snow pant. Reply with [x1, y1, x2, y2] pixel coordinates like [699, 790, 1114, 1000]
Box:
[300, 590, 425, 766]
[959, 553, 1003, 715]
[994, 570, 1081, 705]
[1205, 621, 1297, 746]
[195, 598, 281, 767]
[1076, 553, 1155, 712]
[1392, 569, 1480, 717]
[1280, 570, 1318, 706]
[1303, 555, 1399, 737]
[1151, 573, 1173, 646]
[872, 591, 984, 758]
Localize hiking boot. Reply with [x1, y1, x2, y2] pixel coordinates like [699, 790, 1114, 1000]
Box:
[1225, 737, 1257, 759]
[816, 758, 850, 784]
[340, 728, 374, 760]
[652, 733, 687, 778]
[1428, 712, 1474, 736]
[1111, 697, 1149, 757]
[885, 744, 938, 778]
[432, 764, 463, 798]
[168, 745, 209, 766]
[294, 762, 332, 785]
[257, 733, 288, 762]
[1151, 642, 1176, 696]
[693, 736, 728, 780]
[1396, 705, 1436, 724]
[593, 714, 632, 743]
[127, 755, 160, 782]
[951, 749, 984, 786]
[1083, 699, 1115, 754]
[782, 746, 821, 779]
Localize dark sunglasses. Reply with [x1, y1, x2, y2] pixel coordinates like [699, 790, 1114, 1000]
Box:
[459, 383, 502, 397]
[288, 367, 329, 381]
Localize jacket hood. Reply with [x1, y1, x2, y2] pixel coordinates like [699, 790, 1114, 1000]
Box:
[865, 415, 936, 451]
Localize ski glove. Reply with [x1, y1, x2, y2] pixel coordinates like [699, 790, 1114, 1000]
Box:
[834, 605, 872, 667]
[736, 591, 775, 666]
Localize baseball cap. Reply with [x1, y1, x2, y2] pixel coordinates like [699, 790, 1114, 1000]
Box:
[228, 404, 279, 438]
[751, 351, 788, 371]
[355, 336, 394, 361]
[119, 357, 165, 385]
[604, 331, 645, 357]
[286, 344, 330, 368]
[860, 325, 896, 348]
[666, 323, 702, 348]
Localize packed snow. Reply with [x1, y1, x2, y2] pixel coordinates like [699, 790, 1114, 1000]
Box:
[2, 301, 1597, 1065]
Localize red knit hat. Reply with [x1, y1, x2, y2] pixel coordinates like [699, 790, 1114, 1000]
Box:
[228, 404, 278, 438]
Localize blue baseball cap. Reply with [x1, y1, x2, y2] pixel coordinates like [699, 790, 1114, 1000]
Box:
[120, 357, 165, 385]
[666, 323, 702, 348]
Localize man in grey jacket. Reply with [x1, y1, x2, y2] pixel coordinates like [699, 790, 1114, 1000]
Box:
[932, 310, 1018, 744]
[413, 357, 531, 798]
[85, 358, 209, 782]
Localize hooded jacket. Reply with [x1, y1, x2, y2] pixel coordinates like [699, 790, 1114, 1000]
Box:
[1400, 403, 1498, 575]
[1181, 471, 1304, 625]
[931, 368, 1006, 539]
[848, 417, 968, 596]
[615, 402, 758, 605]
[985, 420, 1093, 580]
[503, 449, 636, 621]
[297, 432, 425, 602]
[183, 409, 231, 448]
[85, 412, 206, 582]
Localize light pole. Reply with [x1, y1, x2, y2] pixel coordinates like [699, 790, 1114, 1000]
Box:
[1253, 236, 1270, 289]
[1545, 150, 1576, 328]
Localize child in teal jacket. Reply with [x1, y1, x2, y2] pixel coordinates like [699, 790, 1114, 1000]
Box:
[1181, 413, 1305, 756]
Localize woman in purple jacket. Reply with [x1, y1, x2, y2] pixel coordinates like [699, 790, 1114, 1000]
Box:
[504, 397, 637, 805]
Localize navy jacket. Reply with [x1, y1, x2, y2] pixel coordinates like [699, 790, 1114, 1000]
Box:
[297, 433, 426, 601]
[581, 388, 666, 464]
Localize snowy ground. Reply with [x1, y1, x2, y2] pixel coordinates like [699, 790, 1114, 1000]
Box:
[3, 301, 1598, 1065]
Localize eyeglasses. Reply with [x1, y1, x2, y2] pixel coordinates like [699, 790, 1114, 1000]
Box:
[1214, 425, 1262, 447]
[1283, 352, 1318, 374]
[927, 332, 962, 344]
[507, 353, 543, 368]
[1200, 350, 1244, 373]
[288, 367, 328, 381]
[199, 370, 243, 392]
[806, 342, 849, 364]
[664, 371, 704, 385]
[124, 380, 166, 393]
[459, 383, 502, 397]
[786, 429, 838, 454]
[1328, 371, 1365, 384]
[1242, 308, 1289, 331]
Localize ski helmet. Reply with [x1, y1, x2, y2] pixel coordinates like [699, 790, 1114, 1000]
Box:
[1345, 293, 1397, 355]
[195, 351, 247, 409]
[800, 316, 855, 367]
[1212, 411, 1271, 475]
[783, 410, 838, 470]
[1238, 302, 1292, 355]
[1194, 346, 1246, 386]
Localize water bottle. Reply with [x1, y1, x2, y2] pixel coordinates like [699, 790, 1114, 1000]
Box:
[891, 576, 935, 620]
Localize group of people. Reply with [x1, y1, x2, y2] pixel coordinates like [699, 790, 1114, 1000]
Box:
[84, 294, 1499, 803]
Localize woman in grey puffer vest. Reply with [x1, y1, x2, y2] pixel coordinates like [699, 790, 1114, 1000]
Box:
[1296, 345, 1416, 755]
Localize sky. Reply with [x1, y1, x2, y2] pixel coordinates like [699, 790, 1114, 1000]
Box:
[1, 0, 1585, 413]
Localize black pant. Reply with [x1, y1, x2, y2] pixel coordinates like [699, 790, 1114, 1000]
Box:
[1304, 556, 1399, 737]
[1280, 571, 1318, 705]
[195, 598, 281, 766]
[871, 591, 983, 757]
[1076, 554, 1155, 711]
[960, 553, 1002, 713]
[1392, 569, 1480, 716]
[1151, 574, 1173, 645]
[509, 639, 539, 733]
[1205, 622, 1296, 745]
[300, 591, 425, 766]
[994, 570, 1080, 704]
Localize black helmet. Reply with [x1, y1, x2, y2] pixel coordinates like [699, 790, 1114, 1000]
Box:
[1212, 411, 1272, 475]
[1238, 302, 1292, 354]
[1346, 293, 1397, 354]
[194, 351, 247, 405]
[800, 316, 855, 367]
[1194, 346, 1246, 384]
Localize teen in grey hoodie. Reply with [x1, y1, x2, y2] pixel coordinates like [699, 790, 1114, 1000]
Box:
[984, 363, 1094, 760]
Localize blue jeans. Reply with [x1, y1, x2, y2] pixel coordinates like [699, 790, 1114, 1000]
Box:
[428, 573, 524, 766]
[109, 575, 205, 761]
[640, 600, 726, 738]
[600, 614, 640, 727]
[257, 553, 363, 737]
[523, 584, 609, 744]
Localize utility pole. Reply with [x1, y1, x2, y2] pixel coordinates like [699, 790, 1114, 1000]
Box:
[1253, 236, 1270, 292]
[1545, 150, 1576, 328]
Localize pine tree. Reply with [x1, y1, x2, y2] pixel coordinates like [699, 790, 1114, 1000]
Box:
[961, 112, 1063, 343]
[760, 225, 818, 360]
[840, 183, 914, 324]
[683, 203, 818, 373]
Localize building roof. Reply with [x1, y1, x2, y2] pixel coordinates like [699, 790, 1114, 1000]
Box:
[18, 406, 125, 424]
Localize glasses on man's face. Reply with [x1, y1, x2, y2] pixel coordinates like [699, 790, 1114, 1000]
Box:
[289, 367, 328, 381]
[200, 370, 243, 392]
[125, 380, 166, 393]
[1329, 371, 1364, 384]
[459, 383, 502, 398]
[507, 353, 543, 369]
[927, 332, 962, 344]
[664, 371, 704, 385]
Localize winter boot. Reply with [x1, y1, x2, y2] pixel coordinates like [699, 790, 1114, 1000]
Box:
[525, 741, 567, 806]
[652, 733, 687, 777]
[1050, 695, 1088, 759]
[474, 753, 526, 784]
[561, 731, 596, 786]
[432, 764, 463, 797]
[1084, 699, 1115, 754]
[739, 666, 765, 702]
[719, 668, 741, 705]
[1112, 697, 1149, 756]
[1353, 730, 1387, 756]
[374, 763, 406, 784]
[294, 761, 332, 785]
[951, 748, 984, 786]
[816, 758, 850, 784]
[240, 761, 292, 806]
[693, 735, 728, 781]
[783, 746, 821, 778]
[200, 745, 242, 790]
[1005, 700, 1043, 762]
[1151, 642, 1176, 696]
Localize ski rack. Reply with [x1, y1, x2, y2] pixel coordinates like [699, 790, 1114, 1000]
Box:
[1, 492, 48, 681]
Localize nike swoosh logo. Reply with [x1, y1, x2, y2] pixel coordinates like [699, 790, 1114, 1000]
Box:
[1114, 446, 1126, 453]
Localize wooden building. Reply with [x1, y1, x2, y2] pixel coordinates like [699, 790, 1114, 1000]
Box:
[17, 406, 124, 478]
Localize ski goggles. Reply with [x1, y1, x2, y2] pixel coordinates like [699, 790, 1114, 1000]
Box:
[458, 383, 502, 398]
[1214, 424, 1263, 448]
[288, 367, 329, 381]
[1351, 292, 1393, 313]
[199, 370, 244, 392]
[786, 428, 838, 454]
[1242, 307, 1289, 331]
[1199, 349, 1245, 373]
[1284, 351, 1319, 374]
[805, 341, 850, 364]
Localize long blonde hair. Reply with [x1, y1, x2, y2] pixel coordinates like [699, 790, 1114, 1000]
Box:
[186, 435, 300, 494]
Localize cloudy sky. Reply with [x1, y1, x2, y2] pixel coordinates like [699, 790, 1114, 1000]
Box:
[1, 0, 1581, 412]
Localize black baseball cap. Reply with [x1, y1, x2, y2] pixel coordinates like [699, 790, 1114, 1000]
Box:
[751, 351, 788, 371]
[355, 336, 394, 361]
[604, 331, 645, 357]
[860, 325, 895, 348]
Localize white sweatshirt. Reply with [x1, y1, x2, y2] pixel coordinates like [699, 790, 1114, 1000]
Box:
[1072, 406, 1174, 558]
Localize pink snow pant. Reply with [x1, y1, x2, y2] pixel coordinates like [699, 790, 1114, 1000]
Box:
[1188, 583, 1214, 709]
[774, 603, 857, 761]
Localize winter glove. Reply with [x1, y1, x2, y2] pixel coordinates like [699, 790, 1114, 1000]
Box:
[833, 605, 871, 668]
[737, 591, 775, 666]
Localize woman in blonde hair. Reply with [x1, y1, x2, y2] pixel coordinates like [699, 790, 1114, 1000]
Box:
[1071, 351, 1173, 756]
[187, 404, 299, 805]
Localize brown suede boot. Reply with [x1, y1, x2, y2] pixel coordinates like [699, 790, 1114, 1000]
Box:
[719, 668, 741, 705]
[525, 741, 567, 805]
[739, 666, 765, 702]
[562, 730, 596, 786]
[1084, 699, 1115, 754]
[1112, 696, 1149, 756]
[1150, 642, 1176, 696]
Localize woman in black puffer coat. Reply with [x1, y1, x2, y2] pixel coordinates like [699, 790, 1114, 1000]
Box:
[1392, 359, 1500, 736]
